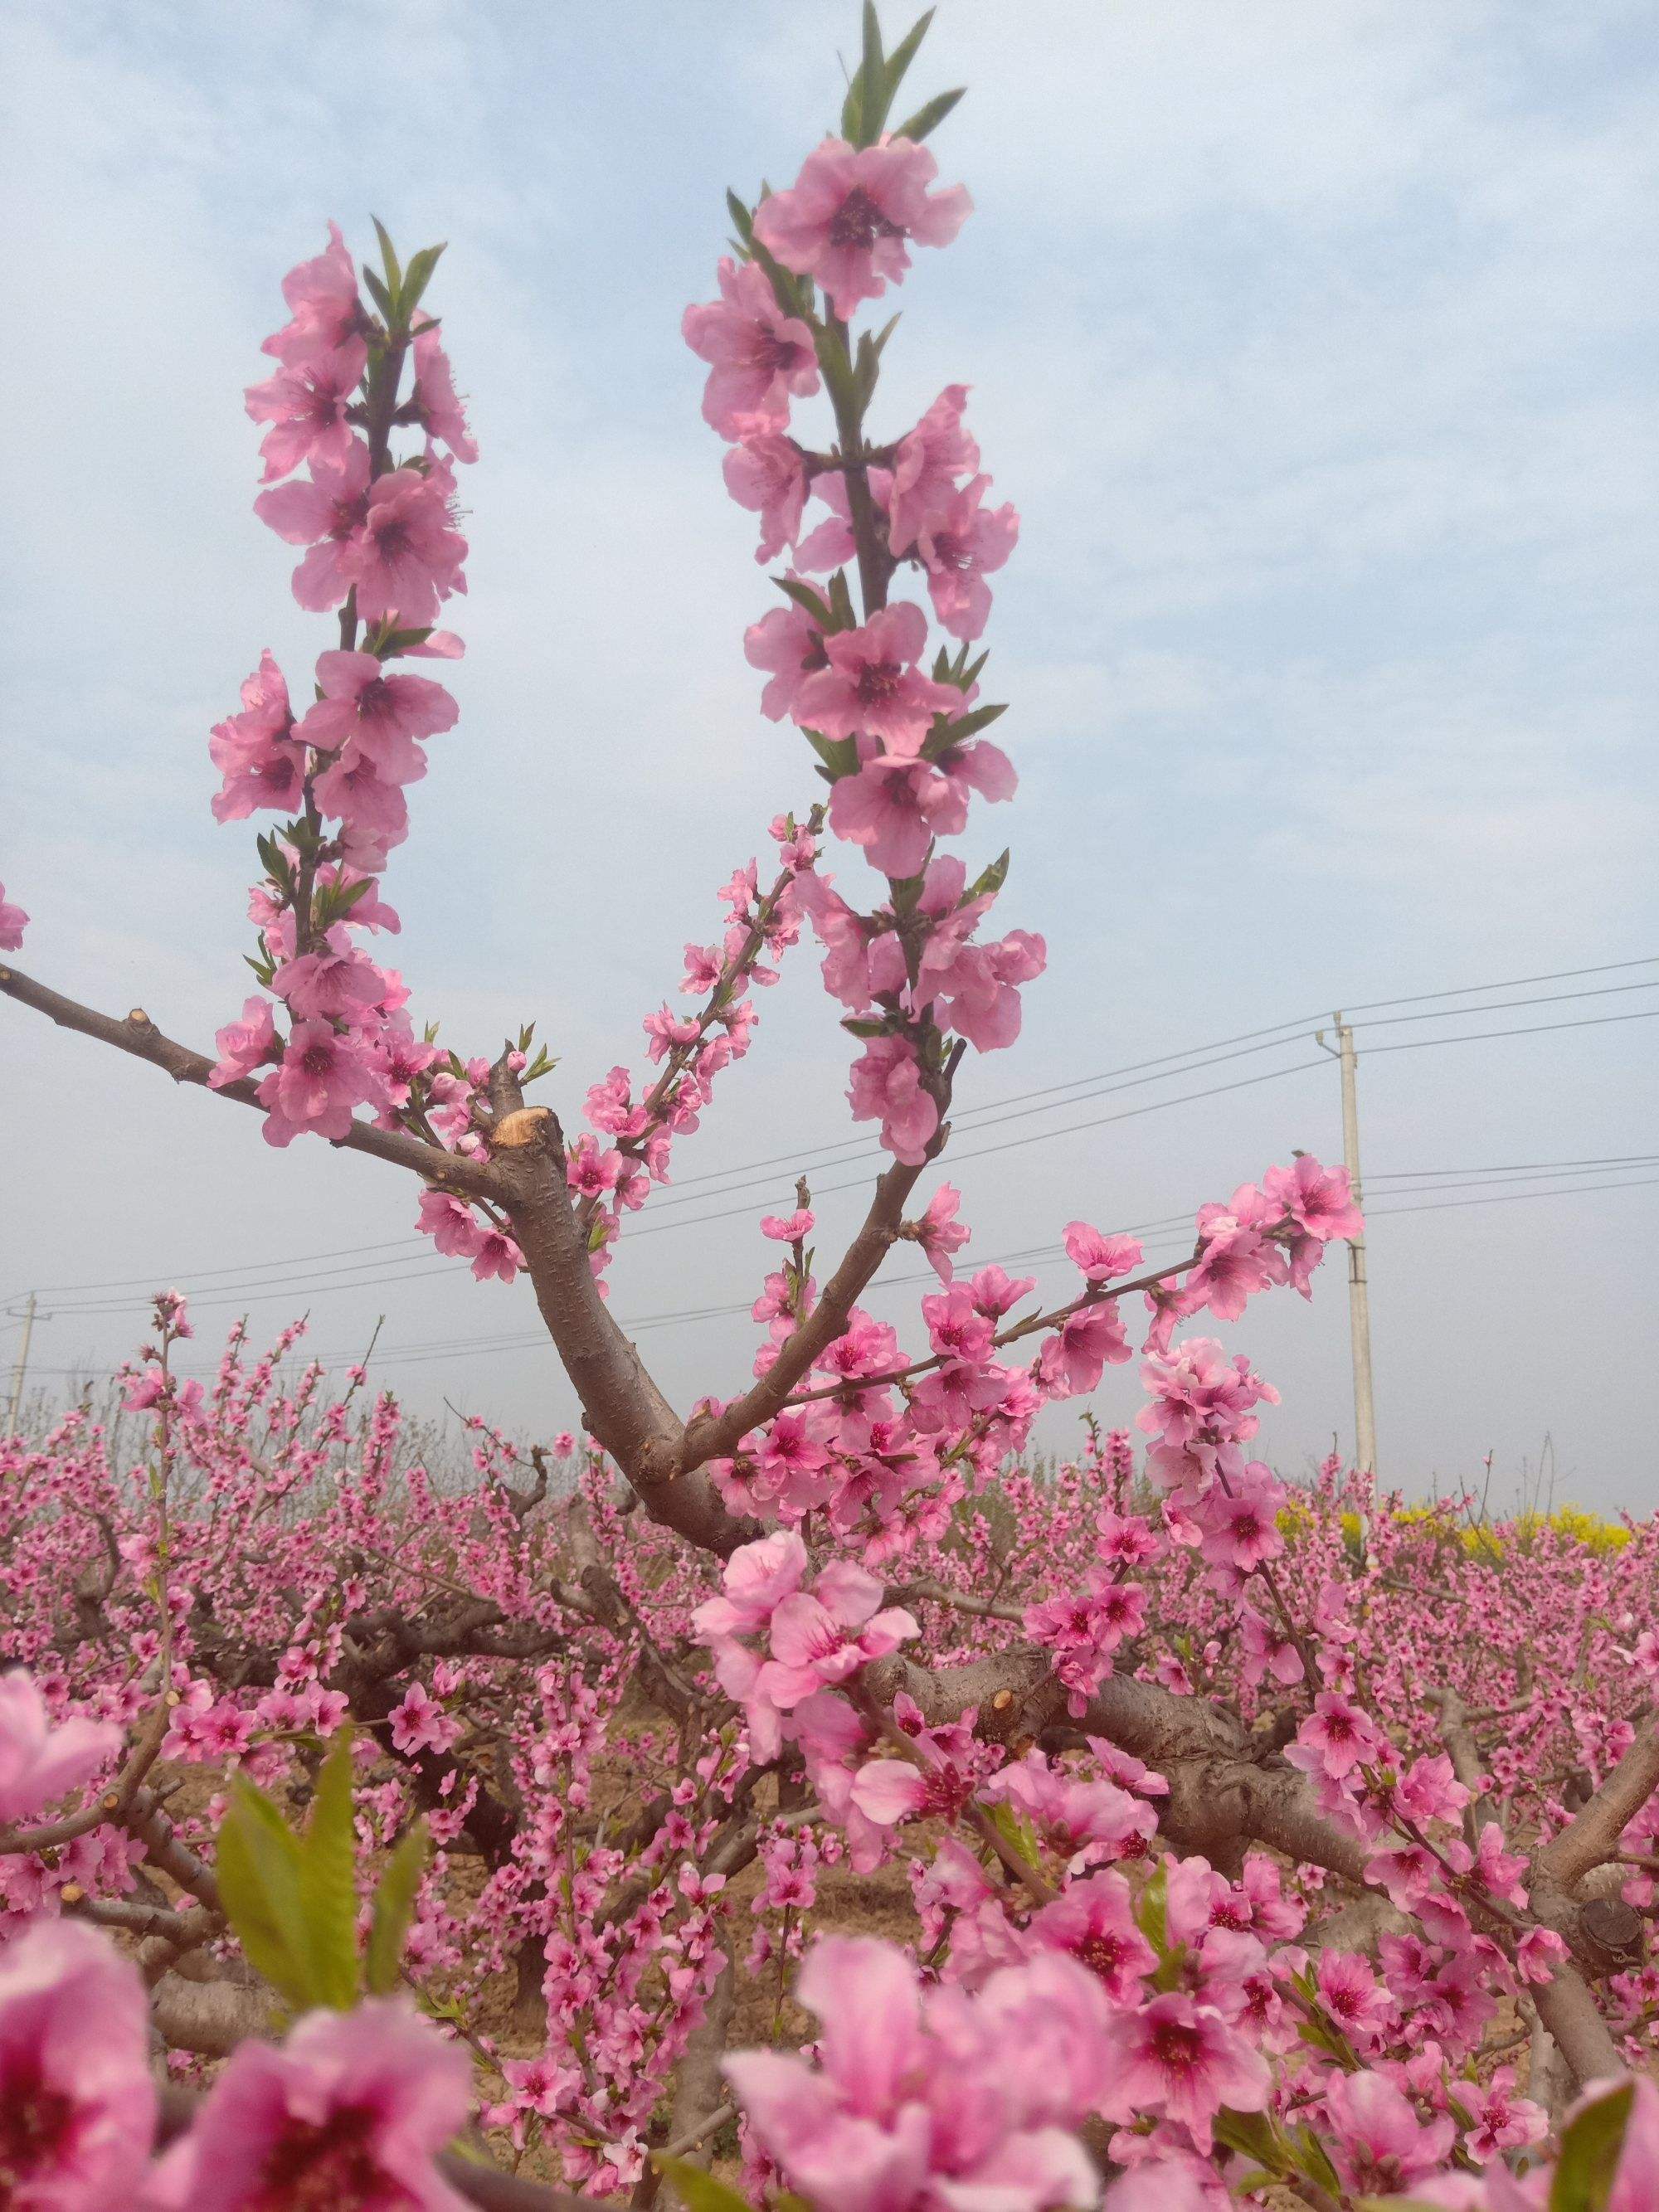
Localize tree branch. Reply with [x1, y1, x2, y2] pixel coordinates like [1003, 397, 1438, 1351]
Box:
[0, 963, 504, 1202]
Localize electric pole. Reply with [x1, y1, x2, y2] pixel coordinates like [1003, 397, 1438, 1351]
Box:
[1316, 1015, 1378, 1485]
[6, 1292, 37, 1433]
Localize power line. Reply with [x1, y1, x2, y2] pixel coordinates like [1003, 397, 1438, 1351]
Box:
[1350, 979, 1657, 1030]
[1362, 1009, 1659, 1055]
[32, 1165, 1658, 1386]
[11, 964, 1653, 1309]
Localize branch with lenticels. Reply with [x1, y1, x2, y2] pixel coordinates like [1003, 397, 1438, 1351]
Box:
[0, 963, 504, 1203]
[776, 1249, 1201, 1412]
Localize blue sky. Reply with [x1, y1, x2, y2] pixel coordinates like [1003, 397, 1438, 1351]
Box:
[4, 0, 1656, 1508]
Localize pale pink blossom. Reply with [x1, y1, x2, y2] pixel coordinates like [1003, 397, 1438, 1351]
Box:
[745, 596, 830, 721]
[912, 1184, 969, 1281]
[0, 1919, 157, 2207]
[245, 338, 368, 483]
[416, 1189, 485, 1260]
[208, 995, 279, 1089]
[1262, 1154, 1363, 1242]
[847, 1034, 939, 1164]
[153, 1999, 470, 2210]
[888, 385, 980, 553]
[254, 439, 372, 611]
[1323, 2069, 1457, 2196]
[725, 1937, 1102, 2212]
[261, 221, 363, 365]
[724, 435, 810, 562]
[349, 464, 468, 627]
[752, 138, 971, 319]
[914, 475, 1019, 640]
[294, 649, 457, 780]
[794, 603, 960, 757]
[0, 1669, 121, 1824]
[389, 1678, 461, 1757]
[683, 256, 820, 438]
[208, 650, 302, 824]
[411, 318, 479, 462]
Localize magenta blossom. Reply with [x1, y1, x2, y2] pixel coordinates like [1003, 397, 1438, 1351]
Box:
[256, 1020, 382, 1145]
[0, 880, 29, 950]
[153, 1999, 471, 2210]
[1262, 1154, 1364, 1242]
[683, 256, 820, 439]
[0, 1919, 157, 2208]
[0, 1668, 121, 1824]
[1097, 1991, 1269, 2152]
[752, 137, 971, 320]
[794, 603, 961, 758]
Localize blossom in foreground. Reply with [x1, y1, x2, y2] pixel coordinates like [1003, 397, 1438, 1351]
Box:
[0, 1667, 121, 1825]
[725, 1936, 1103, 2212]
[0, 1918, 158, 2208]
[151, 1999, 471, 2210]
[0, 880, 32, 950]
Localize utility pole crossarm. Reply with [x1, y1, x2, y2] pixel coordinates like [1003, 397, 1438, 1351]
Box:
[1330, 1012, 1379, 1482]
[6, 1291, 38, 1434]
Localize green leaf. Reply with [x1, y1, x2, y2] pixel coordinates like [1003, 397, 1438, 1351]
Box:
[294, 1730, 362, 2010]
[1549, 2080, 1635, 2212]
[1136, 1861, 1169, 1952]
[216, 1778, 309, 2006]
[868, 310, 902, 360]
[968, 848, 1010, 902]
[827, 570, 858, 630]
[932, 700, 1008, 750]
[1212, 2107, 1281, 2167]
[371, 217, 402, 297]
[653, 2156, 757, 2212]
[775, 576, 834, 626]
[366, 1821, 429, 1996]
[841, 1016, 893, 1039]
[891, 85, 966, 143]
[800, 725, 858, 778]
[725, 189, 756, 247]
[362, 267, 395, 322]
[882, 10, 935, 103]
[985, 1799, 1044, 1878]
[400, 243, 447, 322]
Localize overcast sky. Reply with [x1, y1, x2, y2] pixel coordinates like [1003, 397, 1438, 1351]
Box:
[4, 0, 1656, 1510]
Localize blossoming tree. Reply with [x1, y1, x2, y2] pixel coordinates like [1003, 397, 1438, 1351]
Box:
[2, 10, 1657, 2207]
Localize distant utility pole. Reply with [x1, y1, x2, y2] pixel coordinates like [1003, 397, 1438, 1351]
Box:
[5, 1292, 38, 1433]
[1316, 1015, 1378, 1484]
